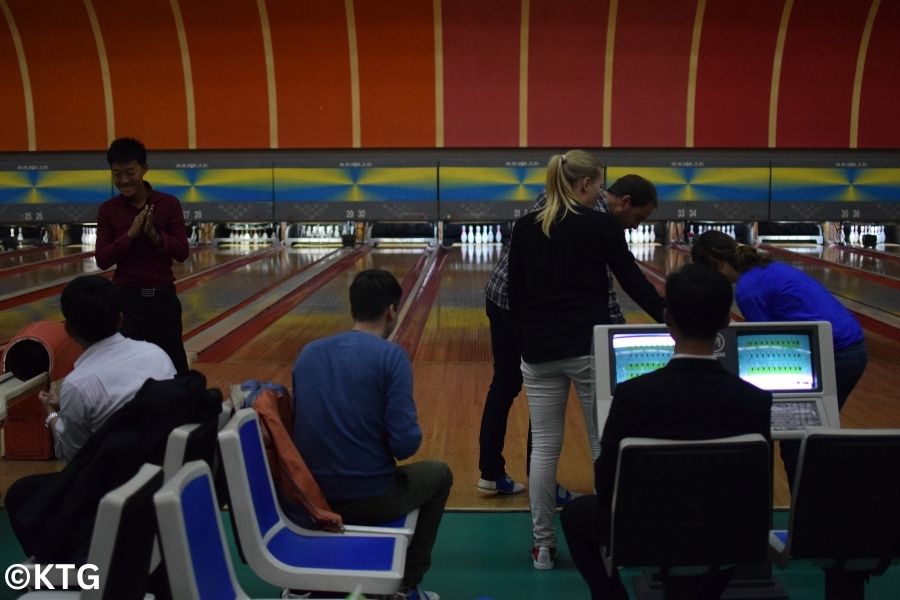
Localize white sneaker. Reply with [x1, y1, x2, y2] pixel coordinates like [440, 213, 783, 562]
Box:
[532, 545, 556, 570]
[280, 590, 311, 599]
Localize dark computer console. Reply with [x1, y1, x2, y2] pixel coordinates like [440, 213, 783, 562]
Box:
[593, 321, 840, 440]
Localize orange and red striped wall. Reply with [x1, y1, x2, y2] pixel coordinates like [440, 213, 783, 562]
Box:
[0, 0, 898, 152]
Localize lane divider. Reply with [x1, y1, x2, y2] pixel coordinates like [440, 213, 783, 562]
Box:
[391, 246, 450, 359]
[194, 246, 370, 363]
[182, 247, 341, 341]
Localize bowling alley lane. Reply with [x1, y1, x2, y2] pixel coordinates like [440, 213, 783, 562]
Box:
[178, 245, 334, 334]
[413, 244, 497, 364]
[194, 247, 427, 389]
[817, 245, 900, 280]
[0, 244, 283, 344]
[0, 245, 88, 271]
[0, 253, 103, 297]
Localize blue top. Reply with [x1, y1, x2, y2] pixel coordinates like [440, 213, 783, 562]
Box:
[736, 262, 865, 351]
[291, 330, 422, 500]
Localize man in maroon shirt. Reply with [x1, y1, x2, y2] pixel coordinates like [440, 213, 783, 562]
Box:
[95, 137, 190, 374]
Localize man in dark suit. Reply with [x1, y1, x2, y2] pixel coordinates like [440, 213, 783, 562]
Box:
[561, 263, 772, 599]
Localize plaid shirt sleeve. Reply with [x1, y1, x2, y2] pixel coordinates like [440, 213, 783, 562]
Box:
[484, 193, 547, 309]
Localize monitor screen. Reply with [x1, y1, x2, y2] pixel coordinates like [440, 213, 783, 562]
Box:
[736, 331, 818, 391]
[611, 332, 675, 390]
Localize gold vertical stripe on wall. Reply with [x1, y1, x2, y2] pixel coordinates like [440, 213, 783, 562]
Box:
[256, 0, 278, 148]
[685, 0, 706, 148]
[518, 0, 530, 147]
[344, 0, 361, 148]
[433, 0, 444, 147]
[1, 0, 35, 150]
[83, 0, 115, 143]
[169, 0, 196, 149]
[850, 0, 881, 148]
[768, 0, 794, 148]
[602, 0, 619, 148]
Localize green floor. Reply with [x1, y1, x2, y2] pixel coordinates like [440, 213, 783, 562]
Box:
[2, 509, 899, 599]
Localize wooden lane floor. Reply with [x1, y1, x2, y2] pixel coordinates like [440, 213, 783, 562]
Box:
[0, 245, 265, 344]
[193, 247, 427, 392]
[178, 246, 333, 334]
[0, 245, 92, 272]
[0, 253, 101, 297]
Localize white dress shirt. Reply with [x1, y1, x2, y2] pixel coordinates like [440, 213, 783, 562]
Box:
[53, 333, 176, 461]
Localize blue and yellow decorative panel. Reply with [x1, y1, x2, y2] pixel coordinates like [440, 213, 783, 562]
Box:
[439, 167, 544, 202]
[274, 167, 436, 201]
[772, 168, 900, 202]
[151, 168, 273, 203]
[0, 169, 110, 204]
[607, 167, 770, 202]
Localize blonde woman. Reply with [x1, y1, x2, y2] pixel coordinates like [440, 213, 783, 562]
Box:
[507, 150, 665, 569]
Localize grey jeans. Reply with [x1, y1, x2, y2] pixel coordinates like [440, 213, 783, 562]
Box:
[335, 460, 453, 587]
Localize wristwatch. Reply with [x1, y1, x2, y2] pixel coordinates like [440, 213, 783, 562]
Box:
[44, 412, 58, 429]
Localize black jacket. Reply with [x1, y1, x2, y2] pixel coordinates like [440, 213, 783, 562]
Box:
[16, 370, 221, 562]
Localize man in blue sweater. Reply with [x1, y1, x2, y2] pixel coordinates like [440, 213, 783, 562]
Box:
[292, 269, 452, 600]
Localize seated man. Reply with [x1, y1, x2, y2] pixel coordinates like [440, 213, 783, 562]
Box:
[290, 269, 452, 600]
[6, 274, 177, 559]
[40, 275, 177, 462]
[561, 263, 772, 600]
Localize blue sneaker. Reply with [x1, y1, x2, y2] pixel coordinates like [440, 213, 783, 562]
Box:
[478, 474, 526, 495]
[555, 483, 581, 506]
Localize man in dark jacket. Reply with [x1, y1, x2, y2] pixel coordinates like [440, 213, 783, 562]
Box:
[561, 264, 772, 599]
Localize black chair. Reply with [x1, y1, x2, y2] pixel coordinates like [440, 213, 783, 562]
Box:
[602, 434, 771, 600]
[769, 429, 900, 600]
[20, 464, 163, 599]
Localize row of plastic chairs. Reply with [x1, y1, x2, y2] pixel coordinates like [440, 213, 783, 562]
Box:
[19, 408, 417, 599]
[602, 429, 900, 600]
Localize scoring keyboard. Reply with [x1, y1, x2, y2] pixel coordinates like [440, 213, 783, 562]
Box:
[771, 401, 823, 431]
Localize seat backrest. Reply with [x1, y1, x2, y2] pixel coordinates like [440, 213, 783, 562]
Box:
[163, 417, 219, 482]
[218, 409, 285, 545]
[610, 434, 771, 569]
[788, 429, 900, 561]
[155, 460, 248, 600]
[84, 463, 164, 600]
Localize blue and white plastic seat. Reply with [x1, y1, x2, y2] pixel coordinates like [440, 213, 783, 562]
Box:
[218, 409, 408, 596]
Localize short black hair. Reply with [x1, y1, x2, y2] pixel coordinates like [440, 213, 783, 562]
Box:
[665, 264, 732, 340]
[606, 174, 658, 208]
[107, 137, 147, 166]
[61, 275, 121, 344]
[349, 269, 402, 322]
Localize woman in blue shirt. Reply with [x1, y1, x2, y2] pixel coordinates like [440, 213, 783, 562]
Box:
[691, 230, 868, 490]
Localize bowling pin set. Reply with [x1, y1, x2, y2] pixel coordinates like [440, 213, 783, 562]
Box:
[294, 223, 354, 243]
[687, 224, 737, 240]
[843, 224, 887, 246]
[624, 224, 657, 245]
[459, 224, 502, 245]
[226, 226, 275, 245]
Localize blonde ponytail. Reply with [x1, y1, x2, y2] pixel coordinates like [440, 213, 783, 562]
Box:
[535, 150, 602, 237]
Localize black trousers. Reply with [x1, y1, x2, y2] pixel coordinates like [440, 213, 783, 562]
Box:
[5, 473, 88, 561]
[478, 299, 527, 480]
[118, 286, 189, 376]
